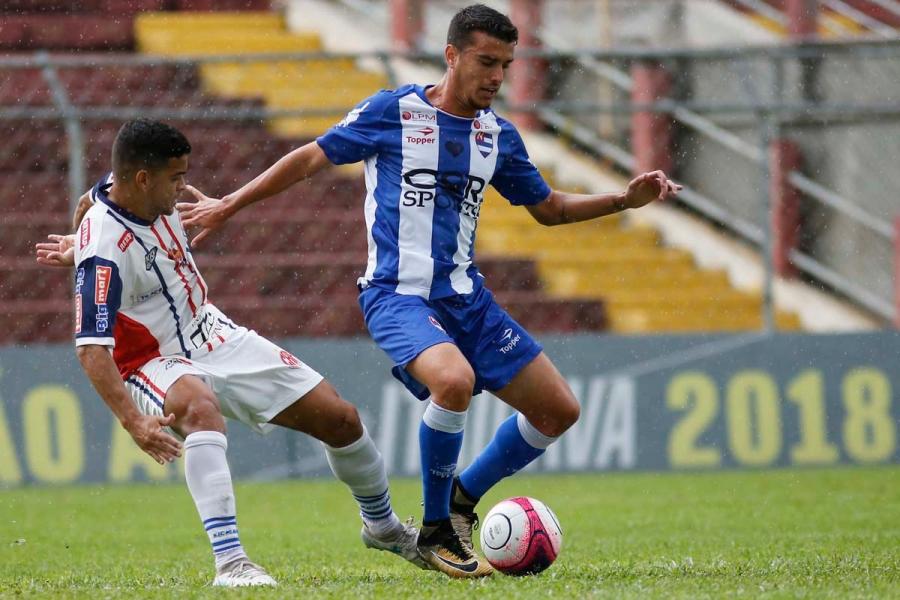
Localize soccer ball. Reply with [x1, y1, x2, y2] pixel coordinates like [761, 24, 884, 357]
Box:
[479, 496, 562, 575]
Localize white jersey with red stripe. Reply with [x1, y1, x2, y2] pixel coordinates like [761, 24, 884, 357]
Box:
[74, 173, 239, 379]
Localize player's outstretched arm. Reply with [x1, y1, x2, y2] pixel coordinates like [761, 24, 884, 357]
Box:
[35, 233, 75, 268]
[526, 170, 681, 226]
[76, 345, 182, 465]
[72, 191, 93, 230]
[176, 140, 333, 246]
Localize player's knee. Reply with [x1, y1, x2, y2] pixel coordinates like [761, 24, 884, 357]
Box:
[179, 393, 225, 435]
[320, 400, 364, 447]
[542, 393, 581, 438]
[428, 366, 475, 410]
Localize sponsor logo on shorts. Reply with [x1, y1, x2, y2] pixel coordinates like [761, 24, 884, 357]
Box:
[498, 327, 521, 354]
[144, 247, 157, 271]
[95, 266, 111, 304]
[164, 357, 190, 370]
[79, 220, 91, 250]
[117, 231, 134, 252]
[428, 315, 446, 333]
[280, 350, 303, 368]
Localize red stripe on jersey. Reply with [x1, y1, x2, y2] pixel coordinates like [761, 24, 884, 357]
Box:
[133, 369, 168, 400]
[162, 216, 208, 304]
[113, 312, 162, 379]
[151, 224, 198, 317]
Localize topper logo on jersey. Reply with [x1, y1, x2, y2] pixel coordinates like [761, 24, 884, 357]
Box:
[401, 110, 436, 123]
[401, 169, 486, 219]
[406, 126, 436, 145]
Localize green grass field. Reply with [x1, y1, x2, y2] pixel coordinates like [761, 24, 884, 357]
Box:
[1, 467, 898, 598]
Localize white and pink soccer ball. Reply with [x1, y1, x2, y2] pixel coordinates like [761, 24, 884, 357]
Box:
[479, 496, 563, 575]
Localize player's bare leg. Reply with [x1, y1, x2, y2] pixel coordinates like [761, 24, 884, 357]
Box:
[406, 343, 493, 578]
[165, 375, 276, 587]
[450, 353, 579, 551]
[269, 380, 428, 569]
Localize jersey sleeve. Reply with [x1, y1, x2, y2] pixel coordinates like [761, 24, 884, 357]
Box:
[74, 216, 124, 348]
[316, 91, 392, 165]
[490, 122, 552, 206]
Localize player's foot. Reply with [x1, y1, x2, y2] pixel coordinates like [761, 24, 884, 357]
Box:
[362, 517, 430, 570]
[450, 507, 480, 552]
[212, 558, 277, 587]
[416, 520, 493, 578]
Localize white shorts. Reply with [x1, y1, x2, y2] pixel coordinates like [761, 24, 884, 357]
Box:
[123, 328, 324, 435]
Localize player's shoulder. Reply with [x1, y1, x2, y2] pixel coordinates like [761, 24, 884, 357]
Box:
[351, 85, 422, 117]
[76, 202, 128, 261]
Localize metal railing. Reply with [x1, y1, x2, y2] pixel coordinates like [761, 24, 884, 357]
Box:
[1, 41, 897, 324]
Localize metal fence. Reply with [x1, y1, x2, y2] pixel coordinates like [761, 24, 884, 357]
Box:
[0, 39, 897, 325]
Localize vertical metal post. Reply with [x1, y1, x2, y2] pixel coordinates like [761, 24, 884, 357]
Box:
[759, 112, 776, 333]
[894, 216, 900, 328]
[37, 51, 85, 215]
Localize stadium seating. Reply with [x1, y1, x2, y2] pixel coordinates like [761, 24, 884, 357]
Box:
[0, 5, 608, 344]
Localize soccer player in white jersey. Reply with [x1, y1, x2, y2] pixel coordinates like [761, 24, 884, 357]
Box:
[35, 120, 427, 587]
[178, 5, 681, 578]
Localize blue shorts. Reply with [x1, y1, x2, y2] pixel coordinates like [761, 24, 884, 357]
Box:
[358, 283, 543, 400]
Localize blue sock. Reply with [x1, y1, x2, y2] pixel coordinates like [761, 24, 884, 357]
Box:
[458, 413, 557, 500]
[420, 402, 467, 524]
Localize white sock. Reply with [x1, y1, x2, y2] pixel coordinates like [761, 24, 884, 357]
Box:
[184, 431, 248, 570]
[323, 426, 402, 538]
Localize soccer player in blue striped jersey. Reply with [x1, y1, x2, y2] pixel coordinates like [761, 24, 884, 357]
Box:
[179, 4, 681, 578]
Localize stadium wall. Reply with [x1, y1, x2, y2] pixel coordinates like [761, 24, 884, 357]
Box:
[1, 332, 898, 487]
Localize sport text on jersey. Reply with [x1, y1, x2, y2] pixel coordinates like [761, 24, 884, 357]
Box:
[402, 169, 486, 220]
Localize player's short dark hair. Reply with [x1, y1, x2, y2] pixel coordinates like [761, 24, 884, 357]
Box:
[111, 119, 191, 178]
[447, 4, 518, 50]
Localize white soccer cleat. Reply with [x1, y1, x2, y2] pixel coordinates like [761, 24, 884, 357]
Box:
[212, 559, 277, 587]
[361, 517, 431, 570]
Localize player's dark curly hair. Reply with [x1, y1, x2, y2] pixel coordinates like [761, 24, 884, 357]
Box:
[447, 4, 518, 49]
[112, 119, 191, 178]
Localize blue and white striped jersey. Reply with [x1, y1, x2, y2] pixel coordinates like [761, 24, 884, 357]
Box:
[317, 84, 551, 300]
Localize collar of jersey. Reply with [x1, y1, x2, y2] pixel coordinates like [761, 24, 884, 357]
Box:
[95, 185, 155, 227]
[415, 85, 489, 122]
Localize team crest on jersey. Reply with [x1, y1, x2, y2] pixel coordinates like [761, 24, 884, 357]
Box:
[167, 247, 186, 267]
[117, 231, 134, 252]
[144, 247, 158, 271]
[79, 220, 91, 250]
[475, 131, 494, 158]
[428, 315, 446, 333]
[279, 350, 303, 369]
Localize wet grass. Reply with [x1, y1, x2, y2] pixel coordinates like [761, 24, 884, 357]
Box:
[1, 467, 898, 598]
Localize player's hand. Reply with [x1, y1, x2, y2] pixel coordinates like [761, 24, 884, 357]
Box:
[622, 170, 682, 209]
[125, 413, 183, 465]
[176, 185, 231, 246]
[35, 234, 76, 268]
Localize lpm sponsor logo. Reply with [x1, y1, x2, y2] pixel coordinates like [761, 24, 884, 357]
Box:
[401, 110, 436, 123]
